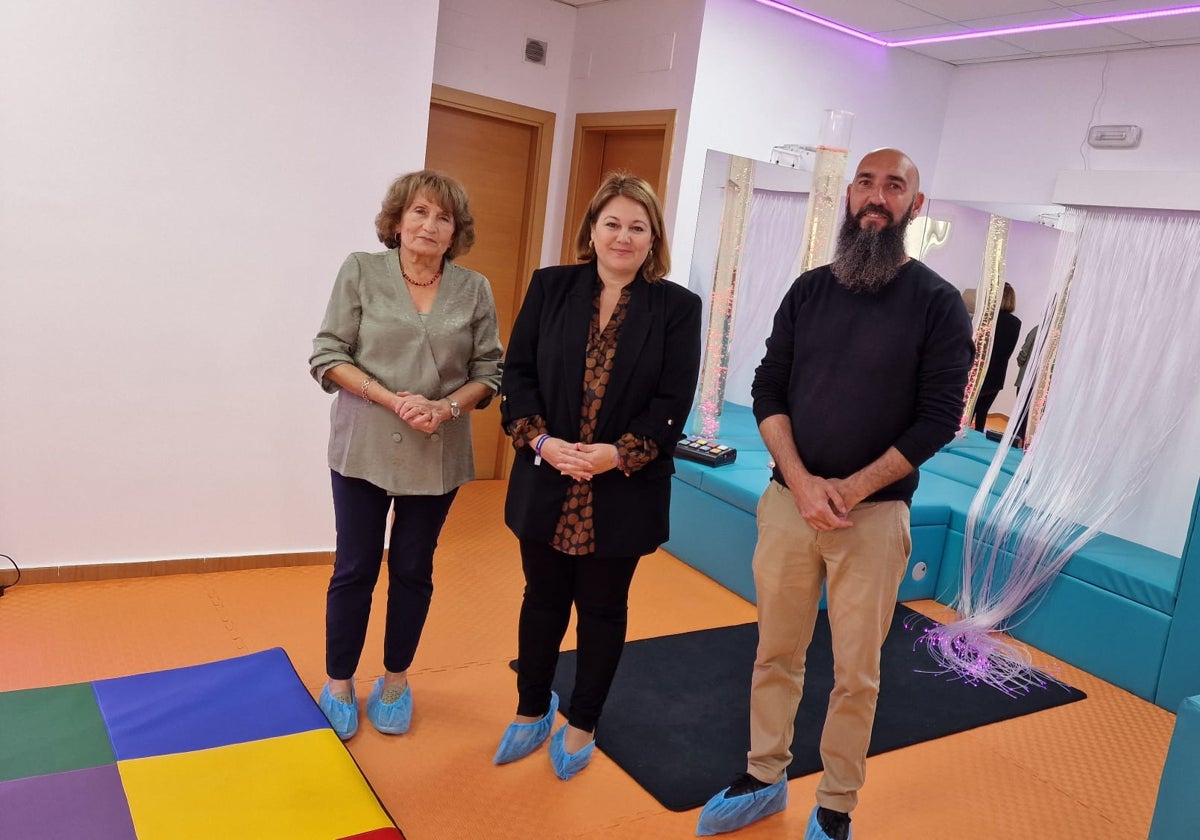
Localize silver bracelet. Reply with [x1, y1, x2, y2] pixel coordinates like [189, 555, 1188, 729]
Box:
[360, 377, 376, 403]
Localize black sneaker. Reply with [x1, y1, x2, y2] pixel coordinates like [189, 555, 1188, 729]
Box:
[816, 806, 851, 840]
[723, 772, 773, 798]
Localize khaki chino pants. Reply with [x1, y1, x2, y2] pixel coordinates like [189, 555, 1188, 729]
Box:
[747, 480, 911, 813]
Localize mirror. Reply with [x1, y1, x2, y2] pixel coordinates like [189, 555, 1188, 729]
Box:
[689, 150, 812, 408]
[688, 148, 1065, 426]
[915, 199, 1063, 422]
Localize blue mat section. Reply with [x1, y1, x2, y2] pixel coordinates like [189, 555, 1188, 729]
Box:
[92, 647, 330, 761]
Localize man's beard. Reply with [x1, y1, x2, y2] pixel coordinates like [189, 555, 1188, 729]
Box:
[830, 201, 913, 294]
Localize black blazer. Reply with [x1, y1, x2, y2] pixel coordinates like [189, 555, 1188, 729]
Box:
[982, 309, 1022, 393]
[501, 262, 702, 558]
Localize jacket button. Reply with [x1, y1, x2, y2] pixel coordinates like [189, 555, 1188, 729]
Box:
[430, 433, 440, 442]
[392, 432, 403, 442]
[667, 418, 674, 426]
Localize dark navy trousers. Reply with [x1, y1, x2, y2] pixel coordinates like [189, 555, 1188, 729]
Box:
[325, 470, 457, 680]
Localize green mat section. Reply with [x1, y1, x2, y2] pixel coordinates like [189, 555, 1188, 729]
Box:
[0, 682, 115, 781]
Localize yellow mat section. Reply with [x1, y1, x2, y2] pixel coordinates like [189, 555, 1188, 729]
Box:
[118, 729, 391, 840]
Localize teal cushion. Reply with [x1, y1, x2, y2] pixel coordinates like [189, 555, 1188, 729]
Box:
[1065, 535, 1179, 615]
[666, 479, 758, 603]
[673, 457, 707, 489]
[1149, 696, 1200, 839]
[1013, 569, 1172, 701]
[940, 432, 1023, 475]
[700, 466, 771, 516]
[922, 453, 1013, 495]
[909, 499, 951, 527]
[925, 471, 1179, 613]
[914, 471, 990, 532]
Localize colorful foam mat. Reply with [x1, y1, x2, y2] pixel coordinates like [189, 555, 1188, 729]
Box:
[0, 648, 404, 840]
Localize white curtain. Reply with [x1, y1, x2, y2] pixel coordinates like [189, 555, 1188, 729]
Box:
[927, 206, 1200, 692]
[724, 189, 808, 406]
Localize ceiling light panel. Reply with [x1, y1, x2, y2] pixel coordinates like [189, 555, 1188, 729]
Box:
[902, 0, 1060, 18]
[774, 0, 944, 32]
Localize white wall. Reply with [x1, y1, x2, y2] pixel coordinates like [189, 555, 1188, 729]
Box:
[935, 45, 1200, 556]
[431, 0, 704, 271]
[673, 0, 955, 287]
[933, 44, 1200, 205]
[432, 0, 577, 268]
[567, 0, 706, 274]
[0, 0, 439, 568]
[6, 0, 1196, 570]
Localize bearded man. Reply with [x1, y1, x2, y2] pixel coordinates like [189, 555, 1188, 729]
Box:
[696, 149, 974, 840]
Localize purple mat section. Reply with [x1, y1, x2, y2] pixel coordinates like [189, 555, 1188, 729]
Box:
[0, 764, 136, 840]
[92, 647, 329, 761]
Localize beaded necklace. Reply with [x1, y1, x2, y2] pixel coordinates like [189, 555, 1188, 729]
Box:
[401, 264, 442, 287]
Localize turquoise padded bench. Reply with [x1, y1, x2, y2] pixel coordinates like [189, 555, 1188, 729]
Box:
[1155, 487, 1200, 711]
[1149, 695, 1200, 840]
[667, 404, 1200, 710]
[923, 438, 1185, 703]
[665, 404, 951, 605]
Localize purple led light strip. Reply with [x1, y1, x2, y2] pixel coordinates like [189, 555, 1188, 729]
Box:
[751, 0, 1200, 47]
[751, 0, 888, 44]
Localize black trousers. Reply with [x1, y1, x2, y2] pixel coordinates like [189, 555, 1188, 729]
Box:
[973, 389, 1000, 432]
[325, 470, 458, 680]
[516, 539, 640, 733]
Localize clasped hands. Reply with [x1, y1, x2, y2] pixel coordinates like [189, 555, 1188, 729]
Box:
[538, 438, 619, 481]
[391, 391, 450, 434]
[790, 474, 864, 532]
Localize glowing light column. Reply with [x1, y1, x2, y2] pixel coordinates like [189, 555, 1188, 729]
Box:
[695, 155, 754, 438]
[959, 215, 1010, 433]
[798, 109, 853, 273]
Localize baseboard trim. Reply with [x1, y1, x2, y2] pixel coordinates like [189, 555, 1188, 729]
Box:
[20, 551, 335, 585]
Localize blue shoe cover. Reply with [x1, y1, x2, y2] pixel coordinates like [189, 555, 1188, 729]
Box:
[366, 677, 412, 735]
[318, 682, 358, 741]
[493, 691, 559, 764]
[804, 806, 852, 840]
[548, 723, 594, 780]
[695, 777, 788, 835]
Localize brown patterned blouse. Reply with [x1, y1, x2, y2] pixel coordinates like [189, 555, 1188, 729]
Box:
[508, 279, 659, 555]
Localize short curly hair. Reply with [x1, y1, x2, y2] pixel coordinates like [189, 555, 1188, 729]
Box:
[375, 169, 475, 260]
[573, 171, 671, 282]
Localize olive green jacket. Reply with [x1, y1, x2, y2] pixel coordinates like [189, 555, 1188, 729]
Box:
[310, 249, 502, 495]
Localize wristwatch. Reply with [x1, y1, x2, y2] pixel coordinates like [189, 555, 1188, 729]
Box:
[448, 399, 461, 420]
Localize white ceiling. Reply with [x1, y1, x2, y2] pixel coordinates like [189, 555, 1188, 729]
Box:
[553, 0, 1200, 64]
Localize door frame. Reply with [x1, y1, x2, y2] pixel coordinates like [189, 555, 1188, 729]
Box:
[429, 84, 555, 478]
[559, 109, 676, 263]
[430, 84, 555, 303]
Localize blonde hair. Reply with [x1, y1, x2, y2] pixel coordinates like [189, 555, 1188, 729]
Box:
[374, 169, 475, 259]
[573, 171, 671, 282]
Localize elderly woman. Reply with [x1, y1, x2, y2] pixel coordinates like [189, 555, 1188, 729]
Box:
[492, 172, 702, 780]
[309, 170, 502, 740]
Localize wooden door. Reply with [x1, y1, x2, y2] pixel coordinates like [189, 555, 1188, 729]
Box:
[425, 87, 554, 479]
[560, 110, 676, 262]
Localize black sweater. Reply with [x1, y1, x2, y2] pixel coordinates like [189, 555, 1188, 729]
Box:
[751, 261, 974, 504]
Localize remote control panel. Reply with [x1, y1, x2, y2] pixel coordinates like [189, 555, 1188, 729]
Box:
[675, 435, 737, 467]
